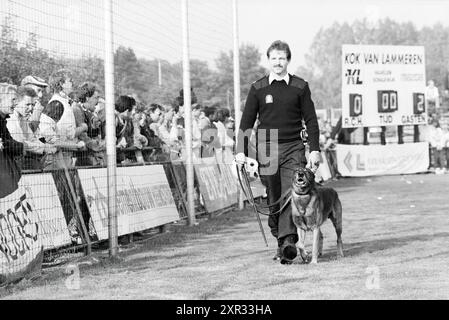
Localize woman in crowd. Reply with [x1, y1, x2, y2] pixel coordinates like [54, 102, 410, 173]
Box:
[38, 100, 85, 170]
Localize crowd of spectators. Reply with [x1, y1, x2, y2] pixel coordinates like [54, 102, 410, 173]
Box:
[0, 70, 236, 173]
[2, 71, 449, 178]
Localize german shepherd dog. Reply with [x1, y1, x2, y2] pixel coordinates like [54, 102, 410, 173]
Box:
[291, 167, 344, 264]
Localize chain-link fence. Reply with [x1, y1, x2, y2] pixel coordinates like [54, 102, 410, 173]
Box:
[1, 0, 242, 284]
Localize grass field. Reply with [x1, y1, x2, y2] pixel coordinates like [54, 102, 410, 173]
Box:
[1, 173, 449, 299]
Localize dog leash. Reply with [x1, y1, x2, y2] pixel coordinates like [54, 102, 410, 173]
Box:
[236, 164, 269, 246]
[236, 164, 292, 217]
[236, 164, 320, 217]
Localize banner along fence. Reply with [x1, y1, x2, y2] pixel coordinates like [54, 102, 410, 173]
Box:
[0, 0, 239, 284]
[0, 155, 266, 285]
[77, 165, 179, 240]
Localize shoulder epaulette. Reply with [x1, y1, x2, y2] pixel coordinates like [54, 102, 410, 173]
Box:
[289, 75, 307, 89]
[252, 76, 269, 90]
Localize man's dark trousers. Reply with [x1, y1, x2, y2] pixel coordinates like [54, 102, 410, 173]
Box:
[259, 139, 307, 244]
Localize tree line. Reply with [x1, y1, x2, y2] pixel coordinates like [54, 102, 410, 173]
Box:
[1, 16, 448, 111]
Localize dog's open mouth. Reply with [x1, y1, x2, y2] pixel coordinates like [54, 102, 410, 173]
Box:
[294, 173, 309, 189]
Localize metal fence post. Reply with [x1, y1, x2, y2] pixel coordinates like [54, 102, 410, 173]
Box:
[104, 0, 118, 257]
[233, 0, 244, 210]
[181, 0, 196, 226]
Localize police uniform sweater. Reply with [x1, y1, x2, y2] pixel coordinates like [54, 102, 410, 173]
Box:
[237, 74, 320, 156]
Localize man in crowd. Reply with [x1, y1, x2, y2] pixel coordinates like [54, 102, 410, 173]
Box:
[21, 75, 48, 133]
[6, 86, 56, 170]
[0, 83, 24, 198]
[72, 82, 104, 166]
[45, 69, 82, 168]
[115, 95, 148, 163]
[235, 40, 321, 264]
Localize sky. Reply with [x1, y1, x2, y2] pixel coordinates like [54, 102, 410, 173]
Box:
[1, 0, 449, 73]
[238, 0, 449, 72]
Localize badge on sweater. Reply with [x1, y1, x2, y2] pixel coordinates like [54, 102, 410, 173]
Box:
[265, 94, 273, 104]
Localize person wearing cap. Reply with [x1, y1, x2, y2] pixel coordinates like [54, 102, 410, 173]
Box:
[235, 40, 321, 264]
[21, 75, 48, 133]
[6, 86, 57, 170]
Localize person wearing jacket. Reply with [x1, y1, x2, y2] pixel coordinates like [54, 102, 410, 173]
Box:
[0, 83, 24, 198]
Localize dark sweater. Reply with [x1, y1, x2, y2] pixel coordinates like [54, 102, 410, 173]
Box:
[0, 113, 23, 198]
[237, 74, 320, 155]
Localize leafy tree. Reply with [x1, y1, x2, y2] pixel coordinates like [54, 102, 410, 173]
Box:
[0, 17, 64, 87]
[213, 43, 266, 109]
[418, 23, 449, 88]
[114, 46, 146, 99]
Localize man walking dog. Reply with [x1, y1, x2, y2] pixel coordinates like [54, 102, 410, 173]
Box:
[235, 40, 321, 264]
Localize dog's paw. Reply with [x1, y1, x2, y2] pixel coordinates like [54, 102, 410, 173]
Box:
[310, 259, 318, 265]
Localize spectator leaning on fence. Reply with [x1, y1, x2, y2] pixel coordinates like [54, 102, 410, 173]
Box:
[6, 86, 57, 170]
[155, 104, 173, 146]
[115, 95, 147, 163]
[138, 103, 169, 162]
[90, 98, 106, 140]
[0, 83, 24, 198]
[38, 98, 85, 170]
[21, 75, 48, 133]
[72, 82, 105, 166]
[42, 69, 86, 169]
[48, 69, 79, 141]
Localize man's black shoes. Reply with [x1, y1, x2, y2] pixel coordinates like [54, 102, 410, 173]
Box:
[279, 235, 297, 264]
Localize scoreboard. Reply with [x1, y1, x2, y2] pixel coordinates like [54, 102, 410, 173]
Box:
[342, 45, 427, 128]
